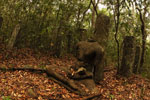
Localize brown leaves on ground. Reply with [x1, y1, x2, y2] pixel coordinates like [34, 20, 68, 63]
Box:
[0, 47, 150, 100]
[99, 69, 150, 100]
[0, 70, 79, 100]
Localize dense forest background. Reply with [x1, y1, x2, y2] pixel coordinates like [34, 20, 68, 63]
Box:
[0, 0, 150, 76]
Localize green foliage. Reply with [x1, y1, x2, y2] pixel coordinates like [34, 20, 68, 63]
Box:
[109, 94, 115, 100]
[0, 0, 92, 54]
[0, 0, 150, 67]
[2, 96, 11, 100]
[140, 44, 150, 78]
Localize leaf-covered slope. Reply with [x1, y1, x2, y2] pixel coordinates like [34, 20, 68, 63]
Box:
[0, 48, 150, 100]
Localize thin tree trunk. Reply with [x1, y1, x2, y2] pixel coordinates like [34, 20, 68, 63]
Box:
[140, 31, 146, 72]
[114, 0, 120, 73]
[0, 16, 3, 29]
[134, 0, 148, 73]
[137, 8, 147, 72]
[133, 45, 141, 74]
[139, 11, 146, 70]
[91, 0, 96, 29]
[7, 24, 20, 50]
[67, 33, 71, 53]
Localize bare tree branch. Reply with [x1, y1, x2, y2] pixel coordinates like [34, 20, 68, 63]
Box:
[91, 0, 98, 16]
[96, 0, 100, 9]
[81, 0, 92, 23]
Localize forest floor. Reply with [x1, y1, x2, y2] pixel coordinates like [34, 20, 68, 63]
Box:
[0, 47, 150, 100]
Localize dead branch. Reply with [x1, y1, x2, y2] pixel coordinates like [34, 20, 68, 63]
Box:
[46, 65, 86, 96]
[0, 66, 87, 96]
[0, 67, 46, 73]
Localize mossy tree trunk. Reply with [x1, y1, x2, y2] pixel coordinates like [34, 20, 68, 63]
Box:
[120, 36, 136, 77]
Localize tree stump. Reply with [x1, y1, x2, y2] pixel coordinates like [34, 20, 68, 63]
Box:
[120, 36, 136, 77]
[94, 13, 111, 47]
[93, 13, 111, 67]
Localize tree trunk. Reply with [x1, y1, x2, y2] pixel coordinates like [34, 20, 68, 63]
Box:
[67, 33, 71, 53]
[91, 0, 96, 29]
[7, 24, 20, 50]
[0, 16, 3, 29]
[133, 45, 141, 74]
[136, 4, 147, 73]
[139, 33, 146, 73]
[120, 36, 136, 77]
[54, 19, 63, 57]
[114, 0, 120, 73]
[55, 34, 62, 57]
